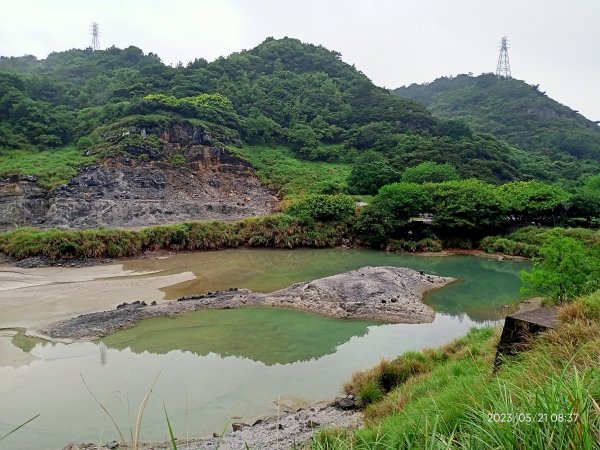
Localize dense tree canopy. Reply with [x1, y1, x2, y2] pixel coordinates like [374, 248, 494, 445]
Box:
[497, 181, 571, 225]
[347, 152, 401, 195]
[426, 179, 507, 235]
[353, 176, 597, 248]
[395, 73, 600, 162]
[401, 161, 459, 184]
[1, 39, 598, 187]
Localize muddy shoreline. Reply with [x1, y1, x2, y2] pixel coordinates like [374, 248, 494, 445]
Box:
[38, 266, 454, 341]
[0, 246, 529, 269]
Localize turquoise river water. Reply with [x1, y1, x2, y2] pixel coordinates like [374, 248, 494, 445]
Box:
[0, 248, 528, 449]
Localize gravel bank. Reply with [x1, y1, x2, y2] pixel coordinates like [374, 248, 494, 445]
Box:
[74, 401, 363, 450]
[180, 403, 363, 450]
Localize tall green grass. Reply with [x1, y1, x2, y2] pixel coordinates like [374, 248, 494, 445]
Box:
[314, 292, 600, 449]
[0, 146, 97, 189]
[230, 145, 352, 197]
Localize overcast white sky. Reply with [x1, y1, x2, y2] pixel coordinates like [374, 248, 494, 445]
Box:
[2, 0, 599, 120]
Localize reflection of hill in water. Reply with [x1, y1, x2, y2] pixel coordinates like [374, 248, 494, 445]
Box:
[101, 307, 377, 366]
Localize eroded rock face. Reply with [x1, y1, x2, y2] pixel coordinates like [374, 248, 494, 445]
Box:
[40, 157, 276, 229]
[0, 176, 50, 229]
[0, 134, 277, 231]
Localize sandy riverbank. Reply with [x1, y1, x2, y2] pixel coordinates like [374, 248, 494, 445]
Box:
[0, 261, 195, 330]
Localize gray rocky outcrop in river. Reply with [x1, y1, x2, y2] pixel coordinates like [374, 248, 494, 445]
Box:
[38, 266, 454, 341]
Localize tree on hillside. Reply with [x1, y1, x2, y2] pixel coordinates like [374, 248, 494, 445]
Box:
[402, 161, 460, 184]
[426, 179, 507, 236]
[1, 40, 598, 186]
[498, 181, 571, 226]
[521, 234, 600, 303]
[346, 122, 401, 151]
[394, 73, 600, 162]
[347, 152, 401, 195]
[436, 119, 473, 139]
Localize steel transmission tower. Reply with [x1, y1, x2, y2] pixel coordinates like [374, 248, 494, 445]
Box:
[496, 36, 511, 78]
[90, 22, 100, 51]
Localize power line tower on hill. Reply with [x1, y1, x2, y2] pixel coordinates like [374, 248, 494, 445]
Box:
[496, 36, 511, 78]
[90, 22, 100, 51]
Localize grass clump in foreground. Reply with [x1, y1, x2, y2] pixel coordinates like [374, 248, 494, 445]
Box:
[0, 214, 350, 260]
[314, 291, 600, 449]
[230, 145, 352, 197]
[0, 146, 97, 189]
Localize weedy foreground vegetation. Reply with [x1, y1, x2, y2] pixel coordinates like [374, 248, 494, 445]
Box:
[308, 229, 600, 449]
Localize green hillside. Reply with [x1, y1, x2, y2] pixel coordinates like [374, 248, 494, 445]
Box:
[394, 73, 600, 162]
[1, 40, 598, 195]
[0, 38, 434, 152]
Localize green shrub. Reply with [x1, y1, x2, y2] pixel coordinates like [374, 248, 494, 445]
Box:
[444, 237, 473, 249]
[386, 239, 417, 252]
[284, 195, 356, 223]
[479, 235, 540, 258]
[59, 241, 79, 256]
[402, 161, 459, 184]
[385, 237, 442, 253]
[169, 154, 186, 166]
[580, 291, 600, 320]
[522, 234, 600, 303]
[415, 237, 443, 252]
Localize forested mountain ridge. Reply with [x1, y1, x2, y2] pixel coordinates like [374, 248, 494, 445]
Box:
[0, 38, 434, 151]
[0, 38, 598, 200]
[393, 73, 600, 162]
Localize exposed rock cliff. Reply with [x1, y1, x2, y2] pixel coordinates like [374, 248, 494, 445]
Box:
[0, 176, 50, 229]
[0, 125, 278, 230]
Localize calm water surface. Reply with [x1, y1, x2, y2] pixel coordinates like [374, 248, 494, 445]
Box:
[124, 248, 528, 321]
[0, 249, 528, 449]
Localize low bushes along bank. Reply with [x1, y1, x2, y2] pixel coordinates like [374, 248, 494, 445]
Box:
[1, 190, 598, 262]
[481, 226, 600, 258]
[2, 220, 599, 263]
[0, 214, 349, 260]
